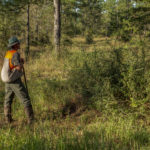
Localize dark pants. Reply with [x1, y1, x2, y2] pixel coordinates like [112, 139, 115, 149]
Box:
[4, 78, 31, 108]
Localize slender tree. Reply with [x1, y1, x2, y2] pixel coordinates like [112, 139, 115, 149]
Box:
[54, 0, 61, 54]
[26, 2, 30, 60]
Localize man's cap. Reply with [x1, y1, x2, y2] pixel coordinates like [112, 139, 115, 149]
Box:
[8, 36, 20, 48]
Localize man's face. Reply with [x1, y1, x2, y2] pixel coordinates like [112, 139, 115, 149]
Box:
[13, 43, 20, 50]
[16, 43, 20, 49]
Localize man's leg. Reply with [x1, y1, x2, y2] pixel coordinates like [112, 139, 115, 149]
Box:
[4, 84, 15, 123]
[10, 79, 34, 124]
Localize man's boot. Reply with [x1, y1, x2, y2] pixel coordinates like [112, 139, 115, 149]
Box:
[25, 105, 34, 124]
[4, 105, 13, 124]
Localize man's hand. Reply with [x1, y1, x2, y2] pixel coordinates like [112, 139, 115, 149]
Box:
[15, 65, 23, 71]
[15, 58, 24, 71]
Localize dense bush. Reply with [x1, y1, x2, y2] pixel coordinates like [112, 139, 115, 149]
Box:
[69, 45, 150, 109]
[85, 32, 93, 44]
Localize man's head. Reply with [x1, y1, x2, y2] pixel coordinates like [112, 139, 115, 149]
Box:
[8, 36, 20, 50]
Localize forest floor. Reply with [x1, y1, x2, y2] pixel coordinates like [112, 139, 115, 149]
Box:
[0, 37, 150, 150]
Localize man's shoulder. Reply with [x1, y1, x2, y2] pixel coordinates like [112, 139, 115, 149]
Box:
[12, 51, 20, 56]
[5, 50, 18, 59]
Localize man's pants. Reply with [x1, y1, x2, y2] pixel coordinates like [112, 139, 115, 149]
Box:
[4, 78, 31, 108]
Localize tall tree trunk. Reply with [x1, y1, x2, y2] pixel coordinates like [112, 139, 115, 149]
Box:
[26, 2, 30, 60]
[54, 0, 61, 54]
[35, 6, 39, 41]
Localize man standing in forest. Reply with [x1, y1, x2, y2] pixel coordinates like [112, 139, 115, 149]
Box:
[1, 36, 34, 124]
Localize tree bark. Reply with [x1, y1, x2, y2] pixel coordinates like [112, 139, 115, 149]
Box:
[26, 2, 30, 60]
[54, 0, 61, 54]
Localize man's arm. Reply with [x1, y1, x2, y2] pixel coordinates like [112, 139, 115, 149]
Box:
[11, 52, 23, 71]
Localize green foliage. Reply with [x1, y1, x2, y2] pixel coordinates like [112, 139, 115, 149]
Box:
[30, 2, 53, 46]
[62, 36, 73, 46]
[61, 0, 103, 45]
[69, 51, 112, 108]
[105, 0, 150, 41]
[0, 1, 26, 51]
[69, 42, 150, 109]
[61, 0, 81, 46]
[85, 31, 93, 44]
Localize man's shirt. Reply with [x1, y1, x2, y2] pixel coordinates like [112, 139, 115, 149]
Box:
[11, 52, 21, 66]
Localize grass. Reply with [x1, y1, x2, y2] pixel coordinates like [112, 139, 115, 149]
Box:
[0, 36, 150, 150]
[0, 112, 149, 150]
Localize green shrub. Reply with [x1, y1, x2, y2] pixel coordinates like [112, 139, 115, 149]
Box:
[85, 32, 93, 44]
[69, 50, 114, 109]
[69, 45, 150, 109]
